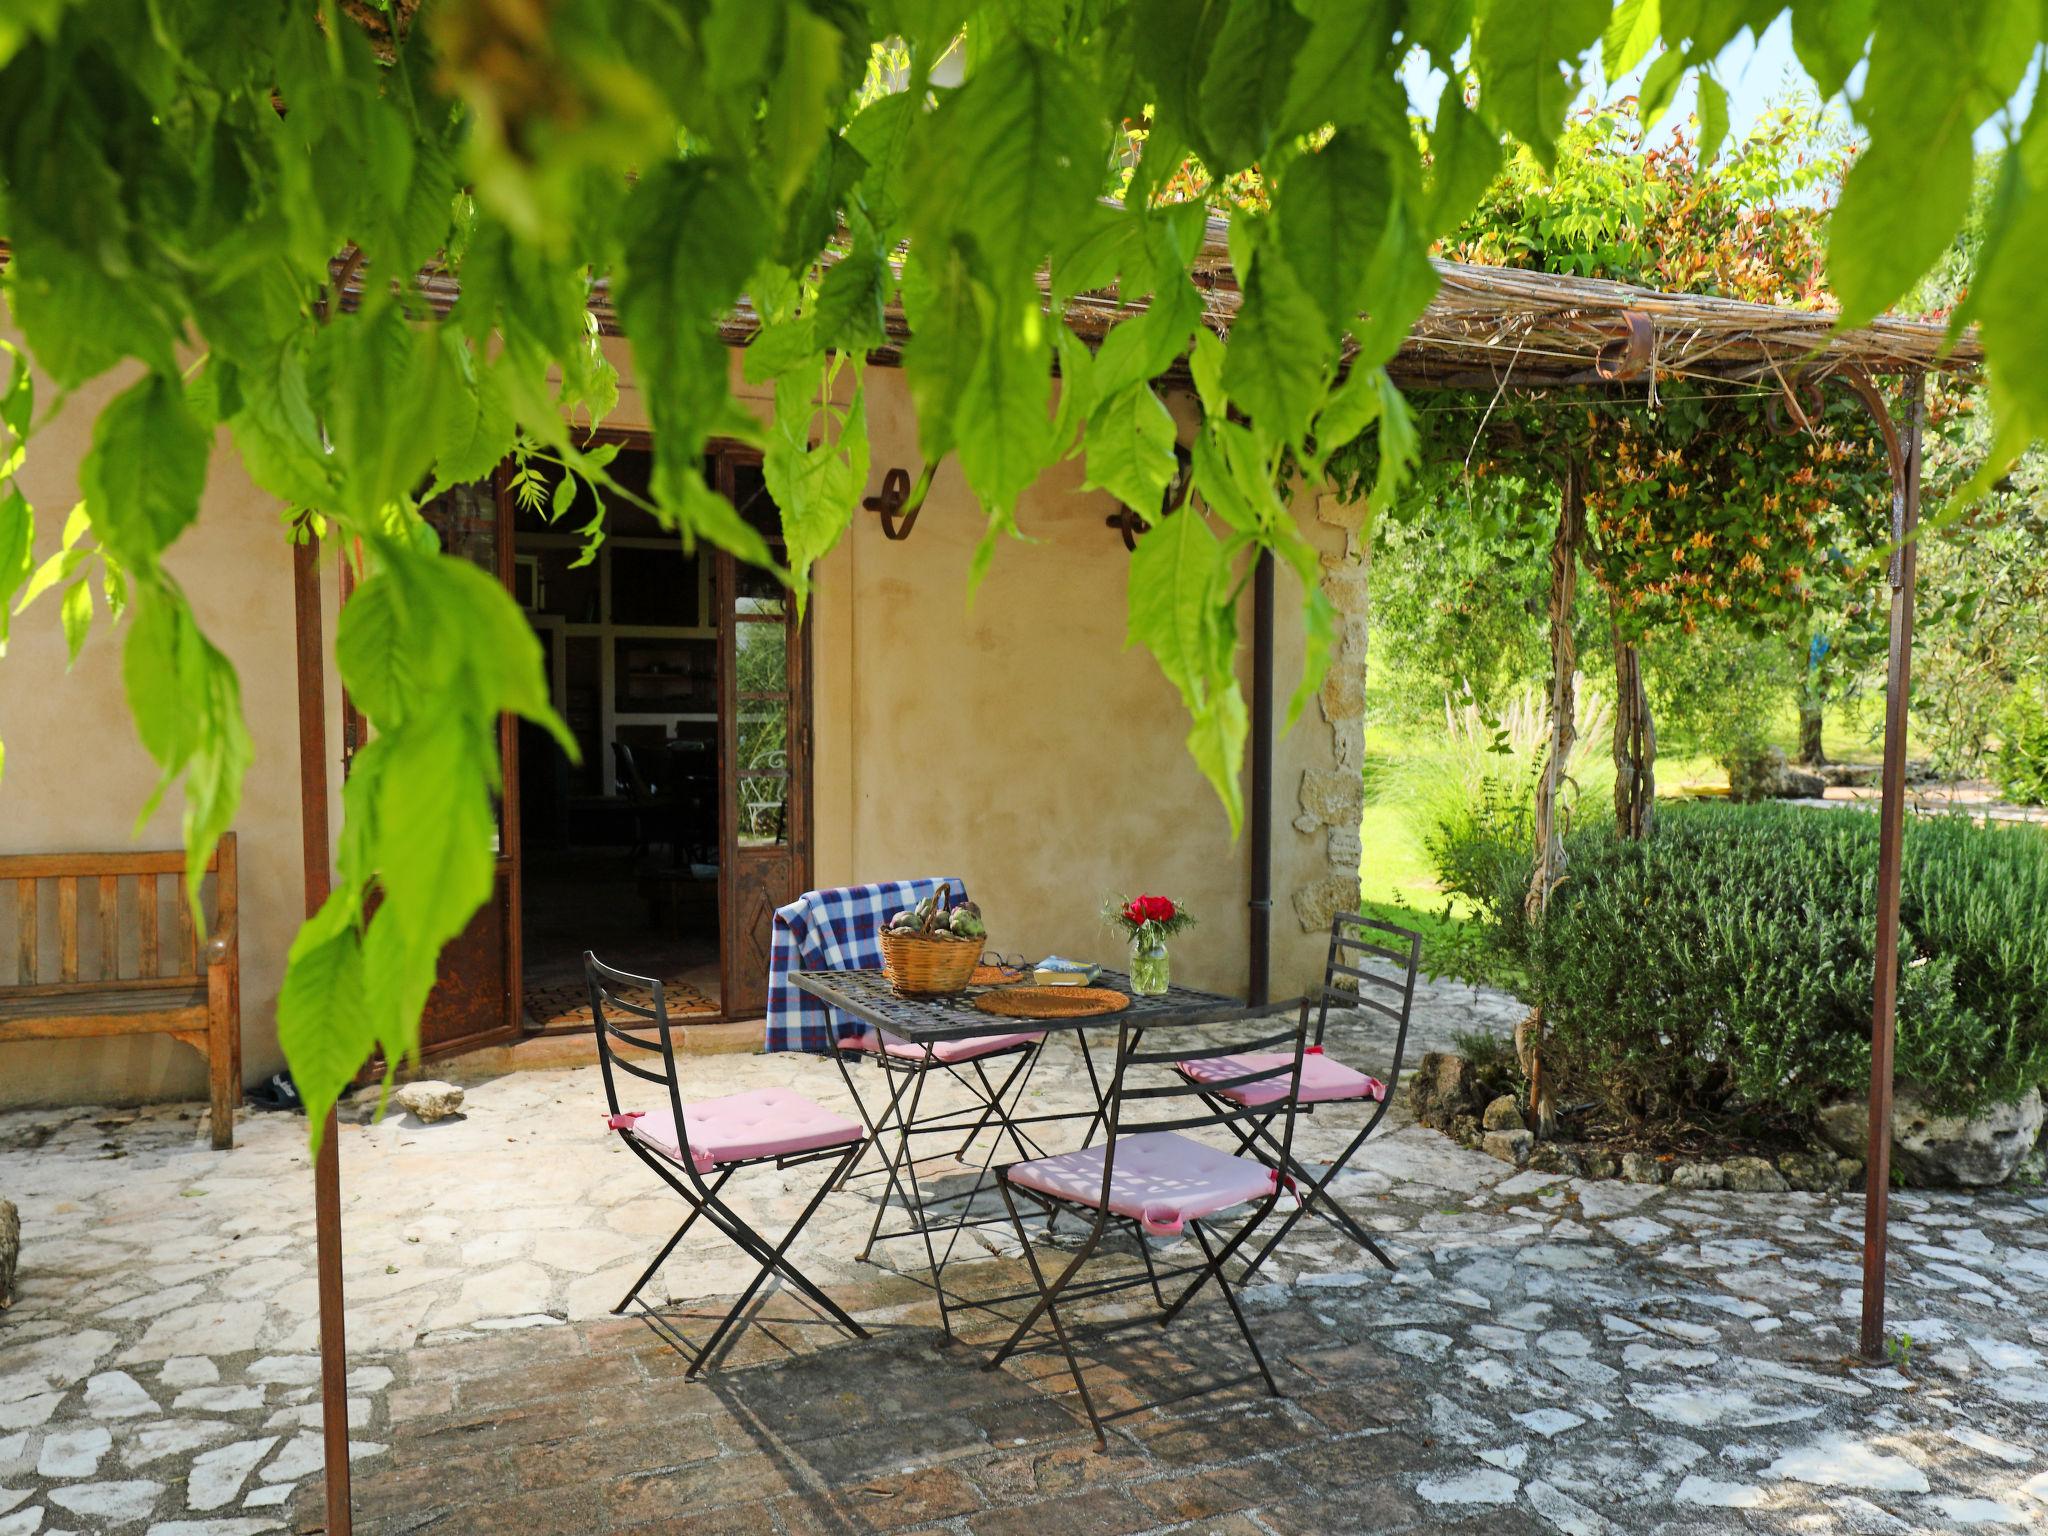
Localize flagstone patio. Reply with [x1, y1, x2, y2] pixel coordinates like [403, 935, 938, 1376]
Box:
[2, 978, 2045, 1535]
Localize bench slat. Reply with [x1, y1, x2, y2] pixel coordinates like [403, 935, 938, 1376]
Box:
[4, 975, 208, 1001]
[139, 874, 158, 978]
[176, 890, 194, 978]
[15, 878, 34, 986]
[0, 849, 206, 879]
[58, 878, 78, 983]
[100, 874, 119, 980]
[0, 994, 210, 1042]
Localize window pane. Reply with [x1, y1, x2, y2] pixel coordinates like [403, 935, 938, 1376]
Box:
[737, 773, 789, 846]
[733, 620, 787, 696]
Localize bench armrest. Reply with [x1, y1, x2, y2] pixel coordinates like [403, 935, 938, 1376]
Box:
[204, 911, 239, 968]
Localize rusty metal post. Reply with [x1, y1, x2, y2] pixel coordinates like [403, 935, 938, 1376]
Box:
[1248, 550, 1274, 1007]
[293, 533, 353, 1532]
[1859, 376, 1923, 1363]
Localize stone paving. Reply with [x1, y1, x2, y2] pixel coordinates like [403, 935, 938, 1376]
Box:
[0, 977, 2043, 1534]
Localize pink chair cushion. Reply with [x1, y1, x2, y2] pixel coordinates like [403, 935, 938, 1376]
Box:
[1176, 1048, 1387, 1106]
[615, 1088, 863, 1173]
[1005, 1131, 1280, 1237]
[845, 1029, 1045, 1065]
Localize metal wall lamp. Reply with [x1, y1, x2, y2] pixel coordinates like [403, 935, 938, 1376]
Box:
[864, 462, 936, 540]
[1107, 443, 1195, 552]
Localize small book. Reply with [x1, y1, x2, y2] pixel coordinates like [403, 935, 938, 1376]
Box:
[1033, 957, 1100, 987]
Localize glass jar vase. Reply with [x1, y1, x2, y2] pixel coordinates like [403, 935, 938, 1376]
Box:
[1129, 934, 1170, 996]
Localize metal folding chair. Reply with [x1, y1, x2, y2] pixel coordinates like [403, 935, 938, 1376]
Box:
[587, 952, 870, 1374]
[1177, 912, 1421, 1279]
[986, 1002, 1313, 1446]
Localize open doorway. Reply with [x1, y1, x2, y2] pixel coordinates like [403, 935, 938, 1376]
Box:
[507, 438, 810, 1030]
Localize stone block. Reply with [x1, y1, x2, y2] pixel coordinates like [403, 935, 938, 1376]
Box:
[1314, 491, 1371, 533]
[1298, 767, 1365, 825]
[393, 1081, 467, 1123]
[1581, 1148, 1620, 1180]
[1816, 1087, 2043, 1187]
[1620, 1153, 1665, 1185]
[1292, 876, 1362, 934]
[1723, 1156, 1789, 1193]
[1527, 1141, 1584, 1177]
[1319, 665, 1368, 723]
[1774, 1152, 1834, 1192]
[1669, 1162, 1727, 1191]
[1482, 1130, 1534, 1167]
[1481, 1095, 1525, 1132]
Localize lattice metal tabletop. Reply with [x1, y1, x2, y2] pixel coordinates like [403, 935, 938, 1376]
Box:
[789, 966, 1251, 1043]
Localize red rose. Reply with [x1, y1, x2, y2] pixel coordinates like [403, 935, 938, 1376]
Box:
[1141, 895, 1175, 923]
[1121, 899, 1144, 925]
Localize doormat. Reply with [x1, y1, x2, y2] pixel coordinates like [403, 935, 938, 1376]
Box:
[524, 975, 721, 1029]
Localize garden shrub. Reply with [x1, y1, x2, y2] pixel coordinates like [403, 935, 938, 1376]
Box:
[1995, 686, 2048, 806]
[1489, 803, 2048, 1126]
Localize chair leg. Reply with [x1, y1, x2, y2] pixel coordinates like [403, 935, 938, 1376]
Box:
[1159, 1191, 1277, 1327]
[616, 1168, 736, 1312]
[858, 1064, 930, 1262]
[687, 1153, 869, 1375]
[1192, 1221, 1280, 1398]
[1235, 1118, 1395, 1285]
[988, 1182, 1106, 1448]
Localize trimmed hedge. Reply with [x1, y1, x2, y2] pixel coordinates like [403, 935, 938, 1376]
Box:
[1467, 802, 2048, 1124]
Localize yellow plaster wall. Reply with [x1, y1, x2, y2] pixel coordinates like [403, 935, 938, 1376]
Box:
[0, 325, 345, 1110]
[0, 336, 1353, 1112]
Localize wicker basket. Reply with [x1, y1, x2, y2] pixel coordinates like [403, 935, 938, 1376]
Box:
[879, 930, 984, 995]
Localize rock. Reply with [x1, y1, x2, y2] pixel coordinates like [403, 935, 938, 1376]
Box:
[1409, 1053, 1483, 1128]
[1670, 1162, 1728, 1191]
[1528, 1141, 1584, 1177]
[1816, 1087, 2044, 1187]
[0, 1199, 15, 1310]
[1449, 1114, 1482, 1148]
[1726, 746, 1827, 801]
[392, 1081, 466, 1123]
[1482, 1095, 1526, 1132]
[1581, 1148, 1620, 1180]
[1775, 1152, 1835, 1192]
[1483, 1130, 1535, 1167]
[1723, 1156, 1790, 1193]
[1621, 1153, 1665, 1185]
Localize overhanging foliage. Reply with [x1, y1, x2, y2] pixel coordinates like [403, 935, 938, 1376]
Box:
[0, 0, 2038, 1133]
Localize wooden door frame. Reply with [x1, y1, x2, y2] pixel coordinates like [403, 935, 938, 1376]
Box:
[712, 447, 814, 1015]
[500, 428, 812, 1026]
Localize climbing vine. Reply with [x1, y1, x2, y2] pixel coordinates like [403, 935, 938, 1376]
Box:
[0, 1, 2040, 1131]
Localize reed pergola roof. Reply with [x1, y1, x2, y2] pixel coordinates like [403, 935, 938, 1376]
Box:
[403, 208, 1980, 395]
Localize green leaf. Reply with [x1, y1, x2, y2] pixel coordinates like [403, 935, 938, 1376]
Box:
[813, 240, 891, 356]
[1127, 493, 1245, 829]
[1277, 0, 1398, 139]
[1603, 0, 1661, 76]
[1472, 0, 1608, 167]
[0, 484, 31, 652]
[1695, 72, 1729, 167]
[275, 902, 373, 1146]
[900, 243, 985, 463]
[1083, 383, 1178, 517]
[79, 373, 209, 571]
[1221, 247, 1332, 448]
[906, 40, 1107, 283]
[1190, 329, 1227, 419]
[1424, 97, 1505, 238]
[59, 576, 90, 663]
[952, 289, 1054, 520]
[427, 335, 515, 491]
[1198, 0, 1311, 171]
[374, 712, 499, 952]
[316, 308, 446, 519]
[1274, 131, 1390, 341]
[1789, 0, 1871, 98]
[843, 88, 918, 241]
[762, 3, 847, 206]
[1370, 372, 1419, 508]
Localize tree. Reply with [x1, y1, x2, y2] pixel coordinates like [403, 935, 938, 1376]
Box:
[1, 2, 2041, 1134]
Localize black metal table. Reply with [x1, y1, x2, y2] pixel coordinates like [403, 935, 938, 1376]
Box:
[790, 967, 1250, 1337]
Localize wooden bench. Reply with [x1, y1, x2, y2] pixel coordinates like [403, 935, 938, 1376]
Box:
[0, 836, 241, 1148]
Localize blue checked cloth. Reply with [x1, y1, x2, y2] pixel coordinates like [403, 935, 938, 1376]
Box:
[765, 877, 970, 1052]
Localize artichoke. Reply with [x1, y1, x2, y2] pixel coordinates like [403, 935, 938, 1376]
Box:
[949, 910, 986, 940]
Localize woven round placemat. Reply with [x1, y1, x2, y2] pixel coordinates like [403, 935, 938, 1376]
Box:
[972, 986, 1131, 1019]
[969, 964, 1024, 985]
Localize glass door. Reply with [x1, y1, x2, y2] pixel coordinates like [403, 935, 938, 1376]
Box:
[716, 454, 811, 1016]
